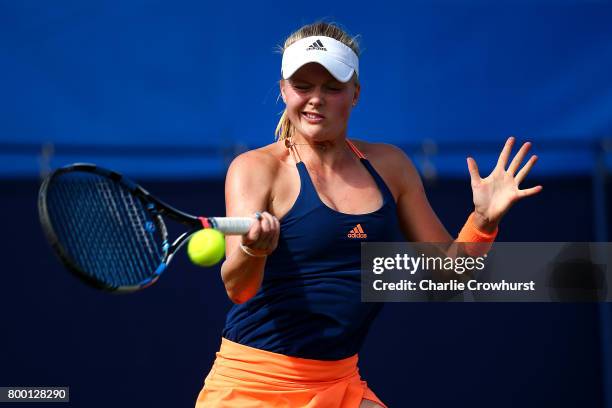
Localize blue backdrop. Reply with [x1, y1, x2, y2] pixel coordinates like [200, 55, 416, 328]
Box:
[1, 0, 611, 177]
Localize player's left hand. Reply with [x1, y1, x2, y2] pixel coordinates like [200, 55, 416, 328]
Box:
[467, 136, 543, 230]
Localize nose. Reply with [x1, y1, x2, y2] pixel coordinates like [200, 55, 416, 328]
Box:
[307, 86, 325, 107]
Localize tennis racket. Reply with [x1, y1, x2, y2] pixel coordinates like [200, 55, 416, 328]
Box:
[38, 163, 253, 293]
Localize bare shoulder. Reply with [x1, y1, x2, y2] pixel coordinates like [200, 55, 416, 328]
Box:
[224, 142, 292, 216]
[226, 143, 283, 181]
[350, 139, 423, 200]
[351, 139, 411, 164]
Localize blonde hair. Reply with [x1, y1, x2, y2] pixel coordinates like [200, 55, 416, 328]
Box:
[275, 22, 361, 142]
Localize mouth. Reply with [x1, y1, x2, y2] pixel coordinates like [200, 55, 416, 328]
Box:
[301, 111, 325, 123]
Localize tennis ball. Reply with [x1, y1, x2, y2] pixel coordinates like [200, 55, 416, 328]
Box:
[187, 229, 225, 267]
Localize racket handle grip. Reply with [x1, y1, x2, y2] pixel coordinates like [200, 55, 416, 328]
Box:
[209, 217, 253, 235]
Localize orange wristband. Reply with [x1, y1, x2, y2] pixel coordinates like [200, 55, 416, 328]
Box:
[457, 212, 498, 256]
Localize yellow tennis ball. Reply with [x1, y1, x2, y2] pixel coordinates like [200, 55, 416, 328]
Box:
[187, 229, 225, 267]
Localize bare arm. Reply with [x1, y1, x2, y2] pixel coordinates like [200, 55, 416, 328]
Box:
[220, 151, 280, 304]
[369, 139, 541, 271]
[367, 144, 453, 243]
[365, 144, 479, 283]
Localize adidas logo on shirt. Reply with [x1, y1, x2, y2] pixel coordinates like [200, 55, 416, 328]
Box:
[347, 224, 367, 239]
[306, 39, 327, 51]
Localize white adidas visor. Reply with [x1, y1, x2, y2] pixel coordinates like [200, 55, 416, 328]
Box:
[281, 36, 359, 83]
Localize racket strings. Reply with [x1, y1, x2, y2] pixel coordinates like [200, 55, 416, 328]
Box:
[51, 176, 129, 285]
[67, 179, 111, 278]
[112, 182, 160, 281]
[107, 180, 164, 280]
[96, 179, 145, 285]
[46, 172, 163, 288]
[94, 177, 162, 285]
[119, 187, 159, 261]
[52, 180, 98, 277]
[90, 180, 140, 286]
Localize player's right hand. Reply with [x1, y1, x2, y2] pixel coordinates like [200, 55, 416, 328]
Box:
[241, 211, 280, 256]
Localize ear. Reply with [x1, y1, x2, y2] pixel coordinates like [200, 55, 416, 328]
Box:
[352, 82, 361, 107]
[279, 80, 287, 104]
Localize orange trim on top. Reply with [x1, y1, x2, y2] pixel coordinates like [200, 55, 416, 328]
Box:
[345, 139, 366, 159]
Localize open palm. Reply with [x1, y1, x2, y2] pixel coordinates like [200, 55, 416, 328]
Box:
[467, 137, 542, 224]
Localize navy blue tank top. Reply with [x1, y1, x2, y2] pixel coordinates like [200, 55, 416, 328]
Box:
[222, 140, 405, 360]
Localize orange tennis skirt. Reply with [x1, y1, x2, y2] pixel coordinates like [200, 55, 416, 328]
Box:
[195, 338, 386, 407]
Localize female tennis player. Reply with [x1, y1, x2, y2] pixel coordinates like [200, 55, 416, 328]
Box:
[195, 22, 542, 408]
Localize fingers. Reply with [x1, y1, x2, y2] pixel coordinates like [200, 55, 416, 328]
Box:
[514, 151, 542, 198]
[496, 136, 515, 169]
[243, 211, 280, 252]
[466, 157, 481, 184]
[507, 141, 532, 175]
[269, 213, 281, 248]
[518, 185, 543, 198]
[244, 213, 262, 243]
[258, 212, 274, 247]
[496, 136, 515, 170]
[515, 155, 538, 184]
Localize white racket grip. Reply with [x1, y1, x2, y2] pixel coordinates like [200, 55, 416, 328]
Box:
[209, 217, 253, 235]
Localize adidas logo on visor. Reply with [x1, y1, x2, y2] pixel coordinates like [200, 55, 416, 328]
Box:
[347, 224, 367, 239]
[306, 39, 327, 51]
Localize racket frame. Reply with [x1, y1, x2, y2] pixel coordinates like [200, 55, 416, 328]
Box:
[38, 163, 225, 292]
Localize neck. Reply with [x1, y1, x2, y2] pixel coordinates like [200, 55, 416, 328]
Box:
[287, 134, 352, 168]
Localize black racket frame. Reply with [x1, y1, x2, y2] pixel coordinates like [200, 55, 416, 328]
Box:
[38, 163, 206, 292]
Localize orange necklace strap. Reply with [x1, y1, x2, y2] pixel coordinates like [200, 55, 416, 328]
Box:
[285, 137, 364, 161]
[345, 139, 366, 159]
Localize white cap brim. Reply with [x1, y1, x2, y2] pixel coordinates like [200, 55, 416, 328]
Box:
[281, 36, 359, 83]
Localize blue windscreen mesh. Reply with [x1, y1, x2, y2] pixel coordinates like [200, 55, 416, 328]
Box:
[1, 1, 611, 177]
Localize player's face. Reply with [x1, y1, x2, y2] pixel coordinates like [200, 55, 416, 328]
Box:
[281, 63, 359, 142]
